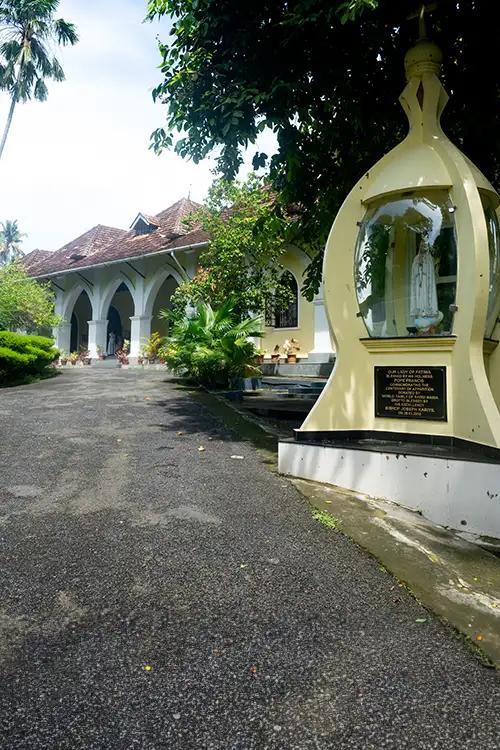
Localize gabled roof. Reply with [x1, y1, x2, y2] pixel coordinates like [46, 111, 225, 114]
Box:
[23, 198, 208, 278]
[95, 198, 204, 265]
[129, 212, 160, 230]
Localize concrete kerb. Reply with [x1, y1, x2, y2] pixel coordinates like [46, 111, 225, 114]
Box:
[196, 387, 500, 669]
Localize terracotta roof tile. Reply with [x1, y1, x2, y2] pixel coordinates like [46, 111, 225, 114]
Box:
[21, 249, 52, 274]
[26, 198, 207, 278]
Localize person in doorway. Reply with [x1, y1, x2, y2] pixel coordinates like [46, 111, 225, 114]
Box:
[107, 331, 116, 356]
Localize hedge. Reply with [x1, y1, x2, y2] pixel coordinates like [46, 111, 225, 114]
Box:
[0, 331, 59, 383]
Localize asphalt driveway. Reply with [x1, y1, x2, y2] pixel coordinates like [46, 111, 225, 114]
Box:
[0, 369, 499, 749]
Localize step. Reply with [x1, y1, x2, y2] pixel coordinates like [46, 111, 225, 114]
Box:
[261, 360, 334, 377]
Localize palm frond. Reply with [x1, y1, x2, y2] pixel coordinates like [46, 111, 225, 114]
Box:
[34, 77, 48, 101]
[49, 56, 64, 81]
[53, 18, 78, 45]
[0, 0, 77, 120]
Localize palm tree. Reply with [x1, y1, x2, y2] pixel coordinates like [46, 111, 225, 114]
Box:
[0, 0, 78, 161]
[0, 219, 25, 264]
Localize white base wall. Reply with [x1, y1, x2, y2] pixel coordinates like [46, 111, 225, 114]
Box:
[279, 441, 500, 540]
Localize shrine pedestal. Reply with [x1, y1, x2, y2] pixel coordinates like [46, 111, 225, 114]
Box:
[279, 436, 500, 540]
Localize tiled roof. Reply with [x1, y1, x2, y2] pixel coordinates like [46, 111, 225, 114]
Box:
[24, 198, 208, 278]
[22, 249, 52, 274]
[95, 198, 205, 265]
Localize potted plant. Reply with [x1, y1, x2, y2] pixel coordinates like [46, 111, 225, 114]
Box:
[59, 351, 68, 366]
[283, 337, 300, 364]
[78, 347, 91, 365]
[69, 351, 79, 366]
[255, 348, 265, 365]
[157, 343, 169, 365]
[96, 345, 106, 361]
[271, 344, 281, 363]
[116, 339, 130, 367]
[143, 331, 163, 364]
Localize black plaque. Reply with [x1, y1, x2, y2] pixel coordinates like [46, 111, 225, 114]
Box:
[374, 366, 447, 421]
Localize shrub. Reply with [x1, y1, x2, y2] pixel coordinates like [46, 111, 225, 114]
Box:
[0, 330, 59, 384]
[0, 262, 60, 332]
[160, 299, 263, 387]
[143, 331, 163, 361]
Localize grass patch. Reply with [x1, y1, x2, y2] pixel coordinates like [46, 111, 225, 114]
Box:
[312, 508, 341, 530]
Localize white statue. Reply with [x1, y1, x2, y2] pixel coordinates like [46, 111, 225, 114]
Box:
[410, 238, 443, 332]
[107, 331, 116, 356]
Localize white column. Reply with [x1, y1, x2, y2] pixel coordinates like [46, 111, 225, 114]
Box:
[129, 315, 151, 358]
[308, 291, 335, 363]
[52, 322, 71, 355]
[87, 319, 108, 358]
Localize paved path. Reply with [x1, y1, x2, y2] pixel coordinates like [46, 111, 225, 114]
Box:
[0, 370, 499, 749]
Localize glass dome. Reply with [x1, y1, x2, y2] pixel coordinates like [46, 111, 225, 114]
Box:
[482, 192, 500, 338]
[354, 190, 457, 337]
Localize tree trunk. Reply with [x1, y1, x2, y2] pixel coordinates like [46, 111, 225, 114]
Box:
[0, 95, 17, 162]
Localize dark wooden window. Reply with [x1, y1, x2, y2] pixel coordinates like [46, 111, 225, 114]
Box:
[134, 219, 155, 236]
[270, 271, 299, 328]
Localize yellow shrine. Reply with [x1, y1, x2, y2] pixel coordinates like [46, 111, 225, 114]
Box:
[279, 11, 500, 541]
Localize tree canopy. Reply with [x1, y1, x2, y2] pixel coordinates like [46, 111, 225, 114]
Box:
[0, 261, 59, 332]
[168, 175, 298, 317]
[0, 0, 78, 160]
[147, 0, 499, 297]
[0, 219, 25, 264]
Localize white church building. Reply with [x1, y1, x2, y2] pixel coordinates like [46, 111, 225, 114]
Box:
[23, 198, 333, 366]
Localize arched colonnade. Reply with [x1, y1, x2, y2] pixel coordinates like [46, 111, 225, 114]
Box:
[52, 263, 183, 360]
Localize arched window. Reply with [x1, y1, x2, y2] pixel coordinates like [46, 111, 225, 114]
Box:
[269, 271, 299, 328]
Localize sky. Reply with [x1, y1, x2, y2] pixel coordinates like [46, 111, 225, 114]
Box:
[0, 0, 276, 253]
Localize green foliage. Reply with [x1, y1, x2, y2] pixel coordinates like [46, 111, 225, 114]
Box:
[168, 175, 299, 318]
[0, 261, 59, 331]
[147, 0, 500, 298]
[161, 299, 263, 387]
[0, 219, 25, 264]
[142, 330, 163, 361]
[0, 330, 58, 383]
[312, 508, 341, 530]
[0, 0, 78, 158]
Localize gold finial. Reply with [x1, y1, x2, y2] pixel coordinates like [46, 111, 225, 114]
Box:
[407, 2, 437, 41]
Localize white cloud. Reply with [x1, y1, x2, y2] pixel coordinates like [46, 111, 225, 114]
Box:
[0, 0, 277, 252]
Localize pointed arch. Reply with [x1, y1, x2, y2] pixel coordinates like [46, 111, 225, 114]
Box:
[62, 283, 95, 323]
[97, 276, 137, 321]
[143, 265, 184, 318]
[102, 281, 136, 348]
[66, 288, 92, 351]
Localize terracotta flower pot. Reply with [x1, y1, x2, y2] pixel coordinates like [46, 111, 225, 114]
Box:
[287, 353, 297, 364]
[271, 354, 280, 363]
